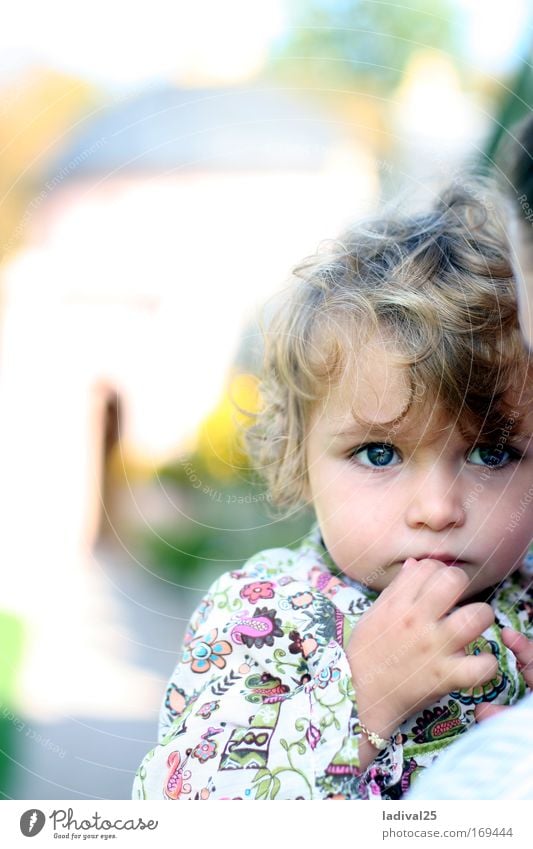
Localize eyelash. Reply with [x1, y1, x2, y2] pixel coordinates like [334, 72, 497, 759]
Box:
[348, 442, 525, 471]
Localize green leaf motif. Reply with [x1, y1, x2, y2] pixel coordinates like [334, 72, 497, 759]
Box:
[255, 778, 271, 800]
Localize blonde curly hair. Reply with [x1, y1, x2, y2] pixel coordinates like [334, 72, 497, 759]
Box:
[245, 181, 532, 509]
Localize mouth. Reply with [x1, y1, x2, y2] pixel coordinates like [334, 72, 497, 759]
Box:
[414, 554, 469, 568]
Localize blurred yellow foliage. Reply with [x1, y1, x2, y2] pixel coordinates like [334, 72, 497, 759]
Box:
[0, 69, 97, 265]
[197, 372, 260, 479]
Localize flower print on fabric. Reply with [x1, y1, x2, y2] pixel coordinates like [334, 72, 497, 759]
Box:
[195, 700, 220, 719]
[192, 739, 217, 764]
[183, 597, 215, 646]
[516, 598, 533, 629]
[181, 628, 232, 674]
[132, 523, 533, 801]
[288, 630, 319, 660]
[313, 665, 341, 689]
[287, 590, 314, 610]
[191, 727, 223, 763]
[306, 722, 321, 750]
[245, 672, 290, 703]
[450, 637, 507, 704]
[164, 684, 189, 720]
[409, 701, 465, 745]
[399, 758, 421, 794]
[309, 565, 345, 598]
[240, 581, 276, 604]
[229, 607, 283, 649]
[164, 751, 192, 800]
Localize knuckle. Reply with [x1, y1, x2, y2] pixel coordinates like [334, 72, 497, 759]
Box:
[430, 567, 469, 598]
[429, 663, 445, 686]
[444, 567, 469, 587]
[399, 613, 415, 630]
[417, 637, 431, 655]
[479, 602, 495, 625]
[468, 603, 495, 629]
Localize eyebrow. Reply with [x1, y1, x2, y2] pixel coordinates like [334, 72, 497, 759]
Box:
[330, 422, 533, 444]
[329, 422, 399, 440]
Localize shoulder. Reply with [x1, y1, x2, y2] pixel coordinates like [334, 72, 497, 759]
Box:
[229, 543, 304, 581]
[184, 536, 317, 632]
[205, 524, 330, 599]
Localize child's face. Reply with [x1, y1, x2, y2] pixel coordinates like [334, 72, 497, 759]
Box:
[305, 338, 533, 602]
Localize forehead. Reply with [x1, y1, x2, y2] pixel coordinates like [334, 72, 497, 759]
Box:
[309, 339, 533, 443]
[310, 335, 416, 432]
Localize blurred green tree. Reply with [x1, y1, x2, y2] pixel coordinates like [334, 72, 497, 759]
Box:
[271, 0, 458, 89]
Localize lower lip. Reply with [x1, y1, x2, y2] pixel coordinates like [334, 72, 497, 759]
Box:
[430, 560, 467, 568]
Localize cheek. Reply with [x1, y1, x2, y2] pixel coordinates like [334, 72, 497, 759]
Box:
[481, 485, 533, 553]
[308, 462, 353, 509]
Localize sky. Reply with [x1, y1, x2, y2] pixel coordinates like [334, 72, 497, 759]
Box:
[0, 0, 529, 90]
[0, 0, 286, 88]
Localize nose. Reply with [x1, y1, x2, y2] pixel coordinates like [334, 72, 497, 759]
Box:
[405, 466, 466, 531]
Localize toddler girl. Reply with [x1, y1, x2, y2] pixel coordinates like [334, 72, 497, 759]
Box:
[133, 183, 533, 800]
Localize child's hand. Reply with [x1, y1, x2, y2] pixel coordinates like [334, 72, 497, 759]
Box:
[475, 627, 533, 723]
[347, 557, 497, 753]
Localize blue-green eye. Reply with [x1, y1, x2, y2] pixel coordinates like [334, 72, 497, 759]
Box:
[468, 445, 518, 468]
[352, 443, 401, 468]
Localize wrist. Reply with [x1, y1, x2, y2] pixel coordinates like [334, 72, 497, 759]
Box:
[354, 677, 404, 739]
[347, 634, 405, 739]
[358, 720, 394, 750]
[357, 707, 401, 742]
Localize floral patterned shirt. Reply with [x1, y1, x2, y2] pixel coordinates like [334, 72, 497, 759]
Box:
[132, 524, 533, 800]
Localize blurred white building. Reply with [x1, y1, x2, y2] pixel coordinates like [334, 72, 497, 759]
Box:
[0, 84, 378, 717]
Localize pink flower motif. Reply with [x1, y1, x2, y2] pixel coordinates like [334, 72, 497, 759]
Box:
[240, 581, 276, 604]
[192, 739, 217, 763]
[306, 723, 321, 750]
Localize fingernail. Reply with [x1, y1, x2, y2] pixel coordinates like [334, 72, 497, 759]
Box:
[402, 557, 415, 569]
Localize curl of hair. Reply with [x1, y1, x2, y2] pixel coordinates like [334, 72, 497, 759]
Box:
[244, 180, 531, 509]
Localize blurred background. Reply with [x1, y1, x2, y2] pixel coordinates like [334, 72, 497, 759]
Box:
[0, 0, 532, 799]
